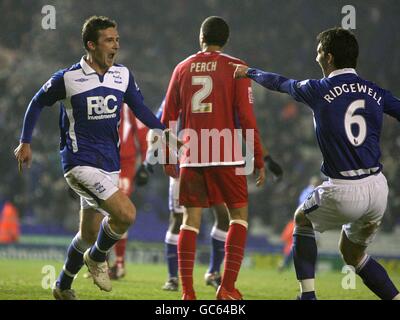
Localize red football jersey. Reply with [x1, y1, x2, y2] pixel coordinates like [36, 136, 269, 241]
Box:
[162, 51, 264, 169]
[119, 103, 148, 165]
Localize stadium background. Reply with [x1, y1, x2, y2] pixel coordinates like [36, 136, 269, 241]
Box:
[1, 0, 400, 289]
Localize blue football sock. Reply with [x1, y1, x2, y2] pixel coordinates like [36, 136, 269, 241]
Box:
[57, 233, 90, 290]
[57, 270, 74, 291]
[293, 226, 317, 281]
[357, 255, 399, 300]
[208, 237, 225, 274]
[166, 243, 178, 279]
[89, 217, 122, 262]
[298, 291, 317, 300]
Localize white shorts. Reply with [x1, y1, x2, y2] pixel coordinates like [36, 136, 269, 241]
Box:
[169, 177, 184, 214]
[65, 166, 119, 215]
[301, 172, 388, 246]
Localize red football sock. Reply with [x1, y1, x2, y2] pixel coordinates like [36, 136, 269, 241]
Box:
[114, 238, 127, 267]
[178, 229, 197, 294]
[221, 222, 247, 291]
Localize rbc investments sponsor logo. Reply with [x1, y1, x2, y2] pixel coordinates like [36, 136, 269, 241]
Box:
[87, 95, 118, 120]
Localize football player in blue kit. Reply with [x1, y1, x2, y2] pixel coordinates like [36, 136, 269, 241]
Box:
[14, 16, 168, 299]
[231, 27, 400, 300]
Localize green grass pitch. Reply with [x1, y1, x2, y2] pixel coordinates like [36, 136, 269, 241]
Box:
[1, 259, 398, 300]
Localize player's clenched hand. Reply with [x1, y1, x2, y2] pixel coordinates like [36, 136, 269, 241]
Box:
[163, 164, 179, 179]
[264, 155, 283, 181]
[229, 62, 249, 79]
[255, 167, 266, 187]
[14, 143, 32, 173]
[135, 163, 150, 186]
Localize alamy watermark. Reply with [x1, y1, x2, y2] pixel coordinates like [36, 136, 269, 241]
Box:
[341, 5, 356, 30]
[41, 265, 56, 289]
[147, 122, 257, 175]
[41, 5, 56, 30]
[40, 5, 356, 32]
[341, 265, 356, 290]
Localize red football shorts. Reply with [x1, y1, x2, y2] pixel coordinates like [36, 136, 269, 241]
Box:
[179, 166, 248, 209]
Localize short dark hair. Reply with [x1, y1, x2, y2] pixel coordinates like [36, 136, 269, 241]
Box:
[82, 16, 117, 51]
[201, 16, 229, 47]
[317, 27, 359, 68]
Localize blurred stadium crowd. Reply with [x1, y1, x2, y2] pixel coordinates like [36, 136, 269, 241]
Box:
[1, 0, 399, 235]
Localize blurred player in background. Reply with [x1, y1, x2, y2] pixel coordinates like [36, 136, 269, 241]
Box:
[232, 27, 400, 300]
[278, 219, 294, 272]
[278, 176, 318, 272]
[108, 103, 149, 279]
[298, 176, 320, 206]
[14, 16, 166, 299]
[0, 197, 20, 244]
[162, 16, 266, 300]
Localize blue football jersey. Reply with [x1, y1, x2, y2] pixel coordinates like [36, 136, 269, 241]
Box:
[25, 57, 164, 173]
[247, 68, 400, 179]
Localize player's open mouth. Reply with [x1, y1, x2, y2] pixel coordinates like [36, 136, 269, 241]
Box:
[108, 53, 115, 59]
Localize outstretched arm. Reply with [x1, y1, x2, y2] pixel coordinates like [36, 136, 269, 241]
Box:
[14, 98, 45, 172]
[231, 63, 292, 92]
[230, 63, 315, 106]
[15, 70, 66, 172]
[383, 90, 400, 121]
[124, 73, 165, 130]
[124, 73, 184, 173]
[19, 98, 45, 144]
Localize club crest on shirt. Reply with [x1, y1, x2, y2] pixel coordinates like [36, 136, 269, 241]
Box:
[112, 70, 122, 84]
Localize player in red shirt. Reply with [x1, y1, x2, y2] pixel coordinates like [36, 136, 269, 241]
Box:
[162, 16, 265, 300]
[108, 103, 149, 279]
